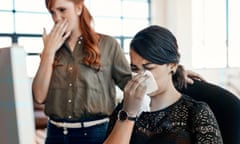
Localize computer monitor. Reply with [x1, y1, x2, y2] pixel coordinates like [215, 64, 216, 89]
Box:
[0, 46, 35, 144]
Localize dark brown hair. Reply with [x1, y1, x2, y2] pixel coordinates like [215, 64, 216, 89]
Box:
[130, 25, 187, 89]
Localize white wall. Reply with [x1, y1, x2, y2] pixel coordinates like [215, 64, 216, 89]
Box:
[194, 68, 240, 98]
[151, 0, 192, 68]
[150, 0, 240, 98]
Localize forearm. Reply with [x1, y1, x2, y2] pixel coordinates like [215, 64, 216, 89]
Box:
[32, 50, 55, 104]
[104, 73, 147, 144]
[103, 120, 134, 144]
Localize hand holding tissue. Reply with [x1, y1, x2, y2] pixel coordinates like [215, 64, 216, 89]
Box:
[132, 70, 158, 95]
[132, 70, 158, 113]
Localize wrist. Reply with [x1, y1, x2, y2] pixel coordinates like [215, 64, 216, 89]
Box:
[118, 110, 137, 122]
[41, 51, 55, 61]
[122, 107, 138, 118]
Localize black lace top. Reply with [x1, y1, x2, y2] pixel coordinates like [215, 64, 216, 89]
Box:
[107, 95, 223, 144]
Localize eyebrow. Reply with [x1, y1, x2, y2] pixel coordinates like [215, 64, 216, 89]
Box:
[143, 63, 154, 67]
[130, 64, 137, 69]
[130, 63, 154, 68]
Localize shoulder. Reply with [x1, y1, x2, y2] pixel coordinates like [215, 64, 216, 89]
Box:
[181, 94, 207, 106]
[98, 33, 125, 58]
[181, 94, 212, 115]
[182, 95, 217, 129]
[181, 96, 224, 143]
[99, 33, 119, 46]
[182, 95, 220, 129]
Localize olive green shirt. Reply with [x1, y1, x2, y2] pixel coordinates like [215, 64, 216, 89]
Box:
[44, 34, 132, 121]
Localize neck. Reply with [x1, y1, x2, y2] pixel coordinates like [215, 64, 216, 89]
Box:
[149, 86, 181, 112]
[66, 31, 81, 51]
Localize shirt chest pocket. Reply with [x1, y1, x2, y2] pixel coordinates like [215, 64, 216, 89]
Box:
[77, 62, 111, 93]
[50, 59, 69, 89]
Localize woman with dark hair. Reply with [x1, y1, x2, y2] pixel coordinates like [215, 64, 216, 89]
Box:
[104, 25, 223, 144]
[32, 0, 131, 143]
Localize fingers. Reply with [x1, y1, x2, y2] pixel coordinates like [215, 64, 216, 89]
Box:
[42, 19, 70, 53]
[123, 74, 148, 116]
[186, 77, 194, 84]
[62, 31, 71, 40]
[185, 70, 207, 84]
[51, 19, 69, 40]
[43, 28, 47, 38]
[194, 73, 206, 82]
[124, 73, 148, 97]
[42, 27, 48, 43]
[193, 72, 206, 82]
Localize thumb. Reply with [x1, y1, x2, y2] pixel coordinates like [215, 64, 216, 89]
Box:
[42, 28, 47, 40]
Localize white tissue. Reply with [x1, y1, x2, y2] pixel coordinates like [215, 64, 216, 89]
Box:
[138, 94, 151, 114]
[132, 70, 158, 114]
[144, 70, 158, 94]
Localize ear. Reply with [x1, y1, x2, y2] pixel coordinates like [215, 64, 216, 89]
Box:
[168, 63, 178, 74]
[75, 4, 82, 15]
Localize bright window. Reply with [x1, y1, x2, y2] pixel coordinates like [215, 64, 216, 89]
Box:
[192, 0, 240, 68]
[18, 37, 43, 53]
[15, 13, 53, 34]
[0, 37, 12, 48]
[0, 0, 150, 77]
[228, 0, 240, 67]
[15, 0, 47, 12]
[0, 12, 14, 33]
[0, 0, 12, 10]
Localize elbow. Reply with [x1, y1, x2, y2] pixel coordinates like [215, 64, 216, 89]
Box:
[32, 87, 46, 104]
[34, 97, 45, 104]
[33, 92, 45, 104]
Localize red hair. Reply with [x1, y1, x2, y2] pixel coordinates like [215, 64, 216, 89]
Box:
[45, 0, 101, 68]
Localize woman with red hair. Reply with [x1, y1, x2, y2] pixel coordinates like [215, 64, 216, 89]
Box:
[32, 0, 131, 143]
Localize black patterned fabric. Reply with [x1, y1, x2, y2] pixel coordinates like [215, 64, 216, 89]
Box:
[107, 95, 223, 144]
[180, 80, 240, 144]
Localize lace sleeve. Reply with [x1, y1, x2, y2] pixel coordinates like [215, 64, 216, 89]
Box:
[192, 102, 223, 144]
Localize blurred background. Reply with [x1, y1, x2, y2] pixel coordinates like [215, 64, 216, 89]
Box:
[1, 1, 240, 143]
[1, 0, 240, 97]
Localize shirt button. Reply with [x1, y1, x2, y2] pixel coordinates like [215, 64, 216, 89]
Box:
[68, 99, 72, 103]
[78, 41, 81, 44]
[68, 115, 72, 119]
[69, 66, 73, 71]
[69, 83, 72, 87]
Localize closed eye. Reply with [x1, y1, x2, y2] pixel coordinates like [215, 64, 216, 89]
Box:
[130, 64, 140, 72]
[58, 8, 66, 13]
[143, 63, 155, 70]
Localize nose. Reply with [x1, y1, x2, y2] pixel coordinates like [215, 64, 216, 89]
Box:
[52, 12, 62, 24]
[133, 69, 146, 75]
[137, 67, 146, 73]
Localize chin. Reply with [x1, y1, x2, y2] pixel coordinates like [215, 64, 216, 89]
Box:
[147, 91, 157, 97]
[147, 89, 162, 96]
